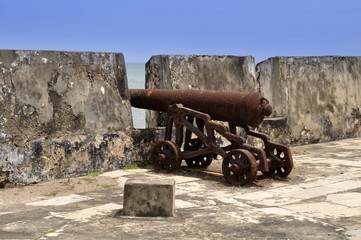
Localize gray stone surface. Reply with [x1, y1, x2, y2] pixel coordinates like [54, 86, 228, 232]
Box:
[130, 127, 165, 161]
[143, 55, 361, 145]
[123, 178, 175, 217]
[145, 55, 257, 127]
[0, 133, 133, 186]
[257, 56, 361, 144]
[0, 138, 360, 239]
[0, 127, 160, 187]
[0, 49, 132, 137]
[0, 50, 135, 186]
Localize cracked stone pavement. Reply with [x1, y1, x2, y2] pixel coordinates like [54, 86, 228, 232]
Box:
[1, 138, 361, 239]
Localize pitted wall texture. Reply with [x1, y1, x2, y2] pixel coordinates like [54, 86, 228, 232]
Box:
[144, 55, 361, 146]
[2, 52, 361, 186]
[0, 50, 135, 186]
[0, 50, 132, 137]
[145, 55, 257, 127]
[257, 56, 361, 144]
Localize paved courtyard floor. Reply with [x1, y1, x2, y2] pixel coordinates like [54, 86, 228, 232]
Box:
[1, 138, 361, 239]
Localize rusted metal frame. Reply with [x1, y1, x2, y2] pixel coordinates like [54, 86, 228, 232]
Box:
[170, 105, 217, 160]
[244, 125, 270, 142]
[184, 116, 194, 151]
[240, 144, 269, 172]
[209, 122, 246, 147]
[219, 127, 269, 171]
[222, 144, 239, 152]
[183, 116, 205, 151]
[196, 118, 205, 131]
[193, 118, 206, 149]
[244, 126, 293, 170]
[172, 106, 184, 148]
[174, 121, 184, 149]
[228, 123, 237, 134]
[205, 121, 246, 159]
[164, 105, 174, 141]
[182, 116, 215, 160]
[264, 142, 294, 169]
[170, 104, 246, 159]
[180, 119, 215, 159]
[182, 148, 214, 160]
[172, 105, 213, 146]
[225, 125, 267, 172]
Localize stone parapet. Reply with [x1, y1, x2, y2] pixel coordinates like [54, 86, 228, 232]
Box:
[0, 133, 133, 186]
[257, 56, 361, 144]
[0, 49, 132, 139]
[2, 51, 361, 186]
[0, 50, 134, 186]
[0, 128, 161, 187]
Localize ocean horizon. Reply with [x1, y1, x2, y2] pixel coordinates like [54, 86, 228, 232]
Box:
[126, 63, 146, 128]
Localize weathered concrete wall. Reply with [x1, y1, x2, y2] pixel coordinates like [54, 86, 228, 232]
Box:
[145, 55, 257, 127]
[0, 133, 132, 187]
[0, 50, 137, 187]
[0, 129, 160, 187]
[0, 50, 132, 137]
[257, 56, 361, 144]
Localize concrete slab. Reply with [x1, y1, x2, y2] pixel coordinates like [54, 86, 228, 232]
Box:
[283, 201, 361, 219]
[326, 192, 361, 207]
[175, 199, 199, 209]
[49, 203, 122, 222]
[347, 228, 361, 240]
[26, 194, 93, 206]
[282, 186, 341, 199]
[217, 197, 251, 208]
[325, 180, 361, 190]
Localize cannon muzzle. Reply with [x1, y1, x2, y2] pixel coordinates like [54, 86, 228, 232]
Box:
[129, 89, 272, 127]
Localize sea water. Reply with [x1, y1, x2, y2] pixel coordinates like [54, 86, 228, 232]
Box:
[126, 63, 146, 128]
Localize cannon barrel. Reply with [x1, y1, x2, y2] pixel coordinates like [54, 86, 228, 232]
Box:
[129, 89, 272, 127]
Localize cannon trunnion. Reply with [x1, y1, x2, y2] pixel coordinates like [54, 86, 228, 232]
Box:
[130, 89, 293, 186]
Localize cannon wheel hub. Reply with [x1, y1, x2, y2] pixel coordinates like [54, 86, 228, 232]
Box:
[151, 140, 181, 172]
[222, 149, 257, 186]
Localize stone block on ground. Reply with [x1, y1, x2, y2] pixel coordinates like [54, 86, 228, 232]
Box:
[123, 178, 175, 217]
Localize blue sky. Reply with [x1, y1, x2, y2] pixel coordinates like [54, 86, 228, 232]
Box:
[1, 0, 360, 63]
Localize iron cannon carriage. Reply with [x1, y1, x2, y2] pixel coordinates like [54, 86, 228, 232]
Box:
[130, 89, 293, 185]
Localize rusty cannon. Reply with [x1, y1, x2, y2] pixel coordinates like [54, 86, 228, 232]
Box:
[129, 89, 293, 185]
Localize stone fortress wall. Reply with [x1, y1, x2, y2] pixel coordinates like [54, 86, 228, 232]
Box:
[1, 50, 360, 186]
[257, 56, 361, 144]
[146, 55, 361, 145]
[0, 50, 158, 187]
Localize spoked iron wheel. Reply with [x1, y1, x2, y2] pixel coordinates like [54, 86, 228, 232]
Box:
[184, 137, 213, 169]
[265, 147, 293, 178]
[151, 140, 181, 172]
[222, 149, 257, 186]
[185, 154, 213, 169]
[264, 166, 292, 178]
[271, 166, 292, 178]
